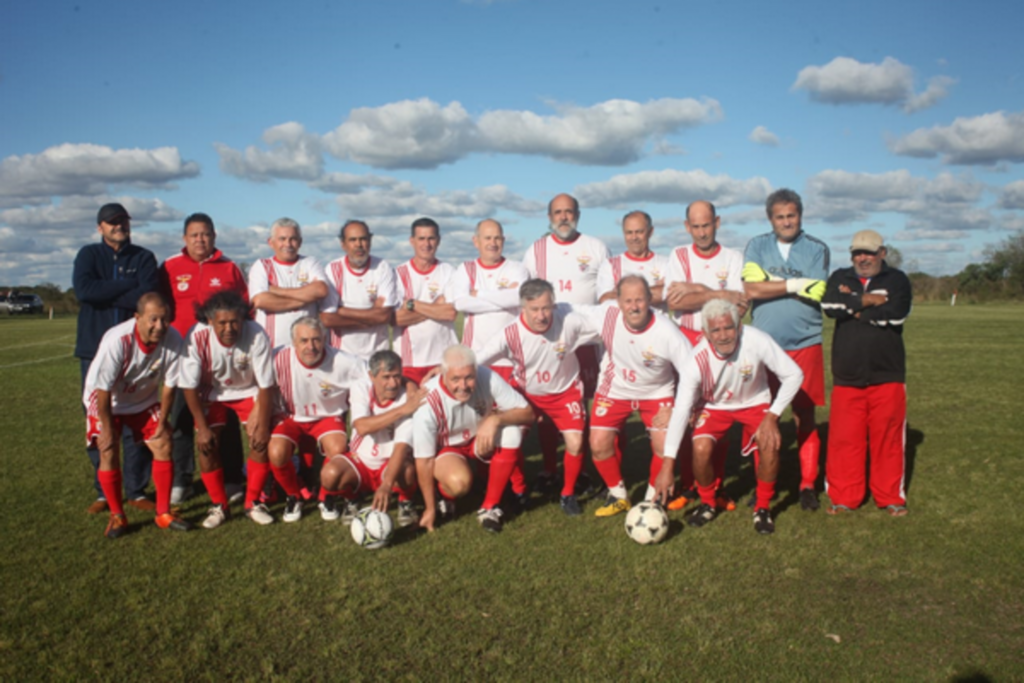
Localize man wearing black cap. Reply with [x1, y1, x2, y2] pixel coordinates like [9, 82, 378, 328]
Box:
[73, 203, 160, 514]
[821, 230, 912, 517]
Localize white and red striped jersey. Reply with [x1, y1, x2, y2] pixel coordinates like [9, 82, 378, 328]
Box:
[322, 255, 398, 359]
[663, 324, 804, 459]
[476, 304, 598, 396]
[411, 366, 528, 459]
[450, 258, 529, 363]
[664, 243, 743, 331]
[523, 233, 610, 305]
[348, 380, 414, 471]
[248, 255, 328, 348]
[596, 251, 669, 300]
[179, 320, 275, 403]
[273, 346, 367, 423]
[83, 319, 183, 416]
[575, 303, 692, 401]
[393, 260, 458, 368]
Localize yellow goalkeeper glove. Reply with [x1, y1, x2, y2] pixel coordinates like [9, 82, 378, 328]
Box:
[742, 262, 781, 282]
[786, 278, 826, 302]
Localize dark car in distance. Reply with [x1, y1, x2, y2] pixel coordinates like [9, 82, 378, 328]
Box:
[1, 294, 45, 315]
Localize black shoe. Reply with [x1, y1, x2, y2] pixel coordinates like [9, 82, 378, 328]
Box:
[687, 502, 718, 528]
[799, 488, 820, 511]
[753, 507, 775, 534]
[560, 494, 582, 516]
[437, 498, 456, 524]
[477, 507, 504, 533]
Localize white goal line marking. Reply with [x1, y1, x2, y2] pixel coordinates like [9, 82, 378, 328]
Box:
[0, 337, 75, 351]
[0, 352, 74, 370]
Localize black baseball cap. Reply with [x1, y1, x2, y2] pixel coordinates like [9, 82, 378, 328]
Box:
[97, 203, 131, 224]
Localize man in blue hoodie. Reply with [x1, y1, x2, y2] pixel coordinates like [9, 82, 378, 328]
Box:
[73, 203, 160, 514]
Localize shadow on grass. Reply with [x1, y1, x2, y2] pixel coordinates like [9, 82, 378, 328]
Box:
[949, 672, 994, 683]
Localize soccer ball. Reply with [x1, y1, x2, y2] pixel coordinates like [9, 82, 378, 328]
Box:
[624, 502, 669, 545]
[350, 507, 394, 549]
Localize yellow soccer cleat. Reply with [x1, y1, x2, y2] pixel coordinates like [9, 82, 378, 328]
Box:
[594, 496, 631, 518]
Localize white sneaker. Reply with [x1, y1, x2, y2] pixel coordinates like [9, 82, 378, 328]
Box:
[170, 485, 189, 505]
[397, 500, 419, 527]
[477, 507, 504, 533]
[245, 503, 274, 526]
[201, 505, 229, 530]
[340, 500, 360, 525]
[282, 496, 303, 523]
[225, 483, 245, 504]
[319, 496, 340, 522]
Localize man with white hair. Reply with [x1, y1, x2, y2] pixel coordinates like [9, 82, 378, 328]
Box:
[412, 345, 534, 533]
[266, 316, 366, 523]
[654, 299, 804, 535]
[248, 217, 329, 348]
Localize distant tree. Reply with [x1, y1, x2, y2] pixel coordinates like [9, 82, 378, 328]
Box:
[984, 231, 1024, 295]
[885, 245, 904, 269]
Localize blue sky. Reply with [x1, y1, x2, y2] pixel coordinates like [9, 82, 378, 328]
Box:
[3, 0, 1024, 287]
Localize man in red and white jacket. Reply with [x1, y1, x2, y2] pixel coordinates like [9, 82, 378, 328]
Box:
[596, 210, 668, 307]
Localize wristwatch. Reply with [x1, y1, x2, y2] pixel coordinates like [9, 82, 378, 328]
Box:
[406, 299, 416, 312]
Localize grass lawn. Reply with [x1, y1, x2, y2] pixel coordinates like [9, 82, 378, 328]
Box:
[0, 305, 1021, 681]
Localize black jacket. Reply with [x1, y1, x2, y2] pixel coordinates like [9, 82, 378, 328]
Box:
[821, 263, 911, 387]
[73, 241, 159, 360]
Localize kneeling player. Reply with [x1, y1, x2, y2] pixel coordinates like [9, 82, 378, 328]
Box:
[655, 299, 803, 534]
[319, 350, 424, 526]
[83, 293, 190, 538]
[413, 345, 534, 533]
[180, 292, 275, 528]
[268, 317, 366, 522]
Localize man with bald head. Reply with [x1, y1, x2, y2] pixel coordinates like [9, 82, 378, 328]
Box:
[596, 210, 668, 305]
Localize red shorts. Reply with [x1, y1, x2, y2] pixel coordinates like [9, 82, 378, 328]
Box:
[271, 415, 346, 446]
[436, 440, 491, 464]
[590, 394, 674, 431]
[770, 344, 825, 408]
[206, 397, 256, 427]
[86, 404, 162, 446]
[693, 404, 770, 456]
[334, 453, 385, 494]
[403, 365, 438, 386]
[525, 383, 586, 433]
[575, 346, 600, 399]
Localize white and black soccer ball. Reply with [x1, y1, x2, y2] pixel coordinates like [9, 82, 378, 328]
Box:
[350, 507, 394, 549]
[624, 502, 669, 545]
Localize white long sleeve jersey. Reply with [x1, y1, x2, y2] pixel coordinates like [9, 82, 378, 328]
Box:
[475, 304, 598, 396]
[273, 345, 367, 422]
[322, 255, 398, 359]
[595, 251, 669, 300]
[664, 244, 744, 331]
[178, 320, 275, 402]
[523, 233, 610, 305]
[347, 379, 413, 471]
[83, 319, 183, 415]
[663, 325, 804, 459]
[411, 366, 528, 459]
[575, 303, 692, 400]
[248, 255, 328, 348]
[393, 260, 458, 368]
[450, 258, 529, 357]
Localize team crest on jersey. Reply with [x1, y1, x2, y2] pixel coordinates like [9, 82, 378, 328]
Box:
[577, 254, 592, 272]
[553, 341, 567, 361]
[497, 277, 512, 290]
[366, 283, 378, 301]
[650, 267, 663, 281]
[235, 352, 250, 371]
[175, 274, 191, 292]
[319, 381, 332, 397]
[641, 347, 658, 368]
[716, 267, 730, 290]
[210, 277, 222, 288]
[739, 363, 753, 382]
[428, 280, 440, 299]
[297, 269, 310, 284]
[147, 359, 163, 377]
[695, 410, 710, 429]
[594, 398, 613, 417]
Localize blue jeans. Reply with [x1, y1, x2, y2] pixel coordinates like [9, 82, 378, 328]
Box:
[80, 358, 152, 500]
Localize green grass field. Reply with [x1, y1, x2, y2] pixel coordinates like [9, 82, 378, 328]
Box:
[1, 305, 1021, 681]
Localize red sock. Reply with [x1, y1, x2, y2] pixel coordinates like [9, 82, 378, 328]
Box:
[798, 429, 820, 490]
[319, 487, 341, 501]
[755, 479, 775, 510]
[152, 460, 173, 515]
[201, 468, 227, 507]
[697, 482, 717, 507]
[395, 483, 416, 502]
[539, 419, 559, 475]
[271, 462, 301, 497]
[246, 461, 270, 508]
[593, 456, 624, 490]
[648, 453, 664, 489]
[509, 451, 527, 496]
[482, 448, 518, 509]
[561, 452, 583, 497]
[614, 432, 623, 465]
[98, 470, 124, 516]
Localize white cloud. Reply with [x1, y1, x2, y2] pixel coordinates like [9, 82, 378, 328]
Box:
[574, 169, 771, 209]
[894, 228, 971, 241]
[889, 110, 1024, 165]
[0, 196, 183, 233]
[792, 56, 952, 113]
[0, 143, 199, 206]
[215, 122, 322, 182]
[748, 125, 780, 147]
[336, 183, 543, 220]
[998, 179, 1024, 209]
[309, 172, 403, 195]
[911, 242, 965, 253]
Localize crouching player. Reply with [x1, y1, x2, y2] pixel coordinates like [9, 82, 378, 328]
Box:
[413, 345, 534, 533]
[655, 300, 803, 534]
[179, 292, 275, 528]
[318, 350, 425, 526]
[83, 292, 189, 538]
[269, 317, 366, 523]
